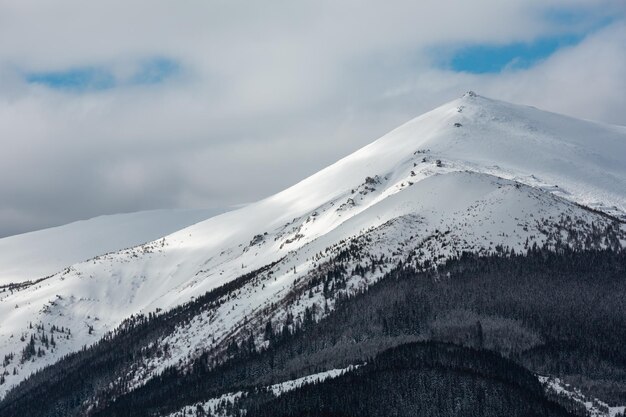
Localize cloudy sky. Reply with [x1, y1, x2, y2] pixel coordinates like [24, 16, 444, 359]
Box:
[0, 0, 625, 237]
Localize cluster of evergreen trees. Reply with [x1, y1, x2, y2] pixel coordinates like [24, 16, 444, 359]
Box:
[245, 342, 573, 417]
[0, 247, 624, 417]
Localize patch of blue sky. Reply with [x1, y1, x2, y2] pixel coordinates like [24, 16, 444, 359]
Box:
[445, 7, 619, 74]
[26, 67, 115, 91]
[449, 34, 583, 74]
[25, 57, 180, 91]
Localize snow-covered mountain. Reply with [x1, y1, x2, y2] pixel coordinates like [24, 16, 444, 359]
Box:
[1, 92, 625, 400]
[0, 208, 229, 287]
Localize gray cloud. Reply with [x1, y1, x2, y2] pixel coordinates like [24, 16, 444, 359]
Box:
[0, 0, 624, 237]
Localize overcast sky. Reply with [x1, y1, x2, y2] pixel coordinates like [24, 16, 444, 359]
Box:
[0, 0, 625, 237]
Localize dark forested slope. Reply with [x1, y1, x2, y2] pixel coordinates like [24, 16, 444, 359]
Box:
[1, 248, 625, 417]
[246, 342, 573, 417]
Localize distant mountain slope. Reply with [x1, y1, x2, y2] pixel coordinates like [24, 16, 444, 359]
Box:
[0, 208, 228, 286]
[0, 92, 624, 401]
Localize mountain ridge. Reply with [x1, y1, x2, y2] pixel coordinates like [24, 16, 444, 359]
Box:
[0, 93, 625, 404]
[0, 208, 230, 287]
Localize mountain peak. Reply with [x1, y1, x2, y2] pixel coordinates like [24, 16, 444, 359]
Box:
[462, 90, 478, 99]
[379, 94, 626, 217]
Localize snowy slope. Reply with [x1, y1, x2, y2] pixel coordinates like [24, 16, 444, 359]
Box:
[0, 208, 229, 287]
[1, 93, 625, 397]
[128, 171, 623, 391]
[539, 376, 626, 417]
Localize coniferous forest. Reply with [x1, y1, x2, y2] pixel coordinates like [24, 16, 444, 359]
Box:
[0, 247, 625, 416]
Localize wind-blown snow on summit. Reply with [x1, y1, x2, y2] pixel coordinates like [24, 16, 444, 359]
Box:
[0, 93, 624, 397]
